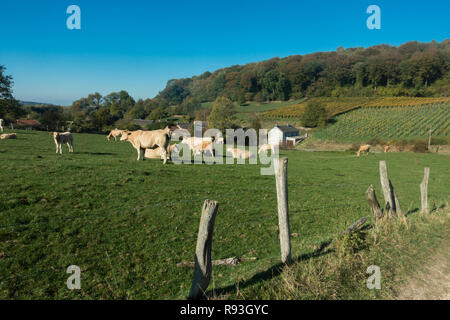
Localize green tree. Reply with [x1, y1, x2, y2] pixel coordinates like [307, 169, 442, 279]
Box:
[207, 96, 237, 132]
[301, 101, 328, 127]
[0, 65, 25, 121]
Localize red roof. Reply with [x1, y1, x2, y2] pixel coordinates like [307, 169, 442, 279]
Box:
[16, 119, 41, 126]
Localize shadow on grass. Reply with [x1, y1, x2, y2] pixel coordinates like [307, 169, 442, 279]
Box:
[78, 152, 118, 156]
[206, 242, 334, 299]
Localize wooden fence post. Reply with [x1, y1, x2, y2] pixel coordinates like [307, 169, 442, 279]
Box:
[274, 157, 292, 264]
[420, 167, 430, 214]
[366, 185, 383, 221]
[379, 160, 402, 218]
[188, 199, 219, 300]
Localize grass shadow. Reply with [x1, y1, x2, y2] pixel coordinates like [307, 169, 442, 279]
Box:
[206, 243, 334, 299]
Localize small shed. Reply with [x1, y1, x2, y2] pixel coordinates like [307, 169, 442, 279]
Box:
[268, 124, 300, 145]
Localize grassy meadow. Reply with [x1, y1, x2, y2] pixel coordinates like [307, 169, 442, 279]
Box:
[0, 129, 449, 299]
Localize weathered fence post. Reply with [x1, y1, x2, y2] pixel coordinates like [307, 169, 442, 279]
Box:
[366, 185, 383, 221]
[274, 157, 292, 264]
[188, 199, 219, 300]
[420, 167, 430, 214]
[379, 161, 402, 218]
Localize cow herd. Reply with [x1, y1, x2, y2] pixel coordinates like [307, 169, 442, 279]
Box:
[0, 122, 392, 160]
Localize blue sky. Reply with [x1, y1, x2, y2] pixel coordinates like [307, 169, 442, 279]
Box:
[1, 0, 449, 105]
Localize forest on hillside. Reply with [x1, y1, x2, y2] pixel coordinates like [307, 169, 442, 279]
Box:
[1, 39, 449, 133]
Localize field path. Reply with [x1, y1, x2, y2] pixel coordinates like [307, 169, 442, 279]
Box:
[396, 242, 450, 300]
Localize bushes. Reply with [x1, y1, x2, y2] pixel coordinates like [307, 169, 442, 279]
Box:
[410, 139, 428, 153]
[366, 138, 385, 146]
[301, 101, 327, 127]
[430, 137, 449, 145]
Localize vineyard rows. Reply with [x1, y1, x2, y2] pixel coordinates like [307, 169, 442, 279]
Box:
[263, 97, 450, 119]
[313, 103, 450, 142]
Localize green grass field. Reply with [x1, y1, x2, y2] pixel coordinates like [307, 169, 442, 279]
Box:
[314, 103, 450, 142]
[0, 129, 449, 299]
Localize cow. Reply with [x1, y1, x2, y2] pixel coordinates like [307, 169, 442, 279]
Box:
[121, 127, 171, 164]
[0, 119, 3, 132]
[357, 144, 371, 157]
[384, 145, 390, 153]
[258, 144, 274, 154]
[53, 132, 74, 154]
[107, 129, 124, 141]
[0, 133, 17, 140]
[227, 147, 253, 159]
[144, 143, 180, 160]
[180, 136, 215, 158]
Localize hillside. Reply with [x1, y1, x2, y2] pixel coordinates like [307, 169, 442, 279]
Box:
[157, 39, 450, 106]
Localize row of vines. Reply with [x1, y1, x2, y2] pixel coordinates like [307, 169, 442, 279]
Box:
[263, 97, 450, 119]
[313, 103, 450, 142]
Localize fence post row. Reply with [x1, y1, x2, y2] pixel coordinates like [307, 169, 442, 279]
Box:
[188, 199, 219, 300]
[274, 157, 292, 264]
[420, 167, 430, 214]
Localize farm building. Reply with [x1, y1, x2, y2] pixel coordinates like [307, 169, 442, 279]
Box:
[268, 124, 306, 146]
[16, 119, 41, 130]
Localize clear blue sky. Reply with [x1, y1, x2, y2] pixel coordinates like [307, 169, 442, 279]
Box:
[1, 0, 449, 105]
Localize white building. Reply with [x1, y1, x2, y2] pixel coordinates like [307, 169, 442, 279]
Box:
[268, 124, 302, 146]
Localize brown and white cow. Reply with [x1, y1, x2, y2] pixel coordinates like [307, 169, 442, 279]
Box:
[53, 132, 74, 154]
[227, 147, 252, 159]
[121, 127, 171, 164]
[356, 144, 371, 156]
[258, 144, 274, 154]
[0, 133, 17, 140]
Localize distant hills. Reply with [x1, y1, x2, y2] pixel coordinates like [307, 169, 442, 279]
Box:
[20, 101, 54, 106]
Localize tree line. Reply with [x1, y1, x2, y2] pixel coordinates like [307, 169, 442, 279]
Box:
[1, 39, 449, 133]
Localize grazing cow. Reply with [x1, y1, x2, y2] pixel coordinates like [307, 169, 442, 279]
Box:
[107, 129, 124, 141]
[227, 147, 252, 159]
[121, 127, 170, 164]
[357, 144, 371, 157]
[258, 144, 274, 154]
[0, 119, 3, 132]
[0, 133, 17, 140]
[53, 132, 74, 154]
[384, 145, 390, 153]
[181, 137, 215, 157]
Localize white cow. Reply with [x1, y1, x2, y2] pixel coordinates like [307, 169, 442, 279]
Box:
[181, 136, 215, 157]
[0, 119, 3, 132]
[121, 127, 171, 164]
[53, 132, 74, 154]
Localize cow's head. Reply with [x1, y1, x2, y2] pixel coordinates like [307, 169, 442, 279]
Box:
[52, 132, 59, 139]
[120, 131, 131, 141]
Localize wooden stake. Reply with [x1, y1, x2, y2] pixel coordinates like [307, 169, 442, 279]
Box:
[188, 199, 219, 300]
[274, 157, 292, 264]
[366, 185, 383, 221]
[420, 167, 430, 214]
[379, 161, 396, 218]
